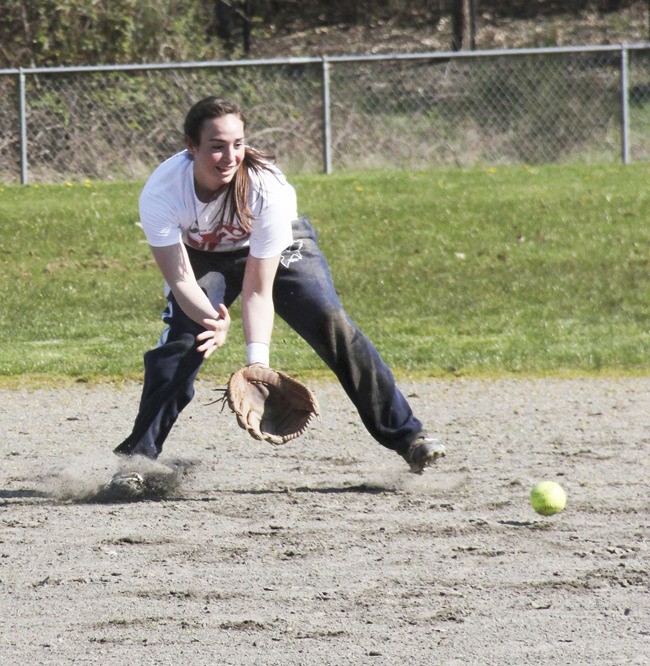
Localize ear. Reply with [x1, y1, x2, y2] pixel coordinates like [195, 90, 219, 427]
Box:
[185, 136, 197, 157]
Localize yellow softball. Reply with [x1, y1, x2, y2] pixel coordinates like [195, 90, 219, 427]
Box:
[530, 481, 567, 516]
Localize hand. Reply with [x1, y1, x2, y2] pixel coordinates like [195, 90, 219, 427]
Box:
[196, 303, 231, 358]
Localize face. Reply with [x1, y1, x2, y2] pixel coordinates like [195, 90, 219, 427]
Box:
[186, 114, 245, 198]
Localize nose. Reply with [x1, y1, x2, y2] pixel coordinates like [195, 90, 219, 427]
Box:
[221, 144, 238, 163]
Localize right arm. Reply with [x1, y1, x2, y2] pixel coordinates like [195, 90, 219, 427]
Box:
[150, 243, 230, 358]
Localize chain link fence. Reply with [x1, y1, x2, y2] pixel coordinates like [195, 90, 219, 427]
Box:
[1, 44, 650, 184]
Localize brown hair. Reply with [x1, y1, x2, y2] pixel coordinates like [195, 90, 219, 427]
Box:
[183, 96, 276, 232]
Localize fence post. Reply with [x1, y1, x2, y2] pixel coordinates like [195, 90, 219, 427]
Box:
[321, 56, 332, 174]
[18, 68, 28, 184]
[620, 44, 630, 165]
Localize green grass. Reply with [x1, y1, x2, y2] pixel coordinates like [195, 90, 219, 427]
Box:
[1, 164, 649, 386]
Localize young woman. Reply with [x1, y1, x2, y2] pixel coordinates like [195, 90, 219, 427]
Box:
[114, 96, 445, 473]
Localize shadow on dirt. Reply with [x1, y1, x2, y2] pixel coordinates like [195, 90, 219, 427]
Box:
[0, 489, 50, 499]
[232, 483, 398, 496]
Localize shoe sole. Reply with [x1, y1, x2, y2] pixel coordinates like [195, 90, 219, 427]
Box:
[408, 442, 446, 474]
[109, 472, 146, 493]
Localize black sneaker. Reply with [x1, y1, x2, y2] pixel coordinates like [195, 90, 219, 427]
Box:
[401, 434, 446, 474]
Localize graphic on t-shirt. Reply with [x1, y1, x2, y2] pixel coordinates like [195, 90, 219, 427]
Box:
[186, 217, 248, 252]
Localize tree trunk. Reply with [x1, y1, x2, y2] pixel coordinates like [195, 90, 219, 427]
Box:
[214, 1, 251, 55]
[451, 0, 472, 51]
[215, 0, 235, 41]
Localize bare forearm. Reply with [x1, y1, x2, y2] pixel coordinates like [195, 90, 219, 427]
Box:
[150, 243, 218, 325]
[172, 280, 220, 325]
[242, 292, 275, 345]
[241, 253, 281, 366]
[150, 243, 230, 358]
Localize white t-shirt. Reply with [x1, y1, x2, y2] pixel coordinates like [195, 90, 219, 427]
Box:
[139, 150, 296, 258]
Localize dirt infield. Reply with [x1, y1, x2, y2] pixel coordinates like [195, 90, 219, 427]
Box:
[1, 377, 648, 665]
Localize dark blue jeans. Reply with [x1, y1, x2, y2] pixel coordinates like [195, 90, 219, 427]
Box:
[114, 217, 424, 459]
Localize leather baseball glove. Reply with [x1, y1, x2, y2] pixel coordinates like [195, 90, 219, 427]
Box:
[226, 364, 320, 445]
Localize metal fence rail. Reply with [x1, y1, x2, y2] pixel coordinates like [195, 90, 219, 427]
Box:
[1, 43, 650, 184]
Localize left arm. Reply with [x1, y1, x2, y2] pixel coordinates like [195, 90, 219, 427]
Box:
[241, 253, 282, 365]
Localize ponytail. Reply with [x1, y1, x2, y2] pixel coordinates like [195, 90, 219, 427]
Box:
[224, 146, 277, 233]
